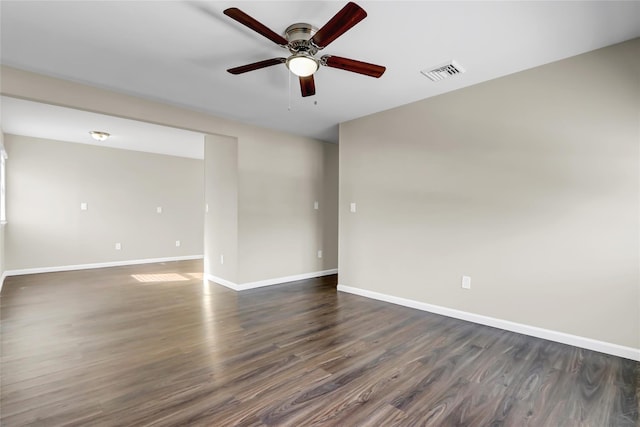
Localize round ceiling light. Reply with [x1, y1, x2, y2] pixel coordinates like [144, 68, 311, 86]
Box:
[286, 52, 319, 77]
[89, 131, 110, 141]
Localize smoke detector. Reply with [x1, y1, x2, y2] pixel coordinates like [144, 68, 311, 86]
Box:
[421, 60, 466, 82]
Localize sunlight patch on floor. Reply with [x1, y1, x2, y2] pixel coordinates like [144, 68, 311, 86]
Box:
[131, 273, 190, 283]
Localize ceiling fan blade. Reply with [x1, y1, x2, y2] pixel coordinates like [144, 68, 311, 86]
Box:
[227, 58, 286, 75]
[311, 2, 367, 49]
[322, 55, 386, 78]
[299, 75, 316, 97]
[224, 8, 288, 46]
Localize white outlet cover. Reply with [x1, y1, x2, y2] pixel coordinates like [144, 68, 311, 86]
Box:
[220, 254, 224, 264]
[350, 202, 357, 213]
[317, 250, 323, 258]
[175, 240, 181, 247]
[314, 201, 319, 210]
[80, 202, 88, 211]
[462, 275, 471, 289]
[157, 206, 162, 214]
[115, 243, 121, 250]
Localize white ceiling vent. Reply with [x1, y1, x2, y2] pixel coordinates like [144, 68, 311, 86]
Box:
[421, 61, 466, 82]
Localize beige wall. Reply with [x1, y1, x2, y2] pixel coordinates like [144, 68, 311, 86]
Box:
[0, 67, 339, 283]
[204, 130, 339, 285]
[339, 39, 640, 349]
[204, 134, 238, 283]
[0, 130, 5, 281]
[5, 135, 204, 270]
[237, 129, 338, 283]
[322, 143, 339, 270]
[0, 224, 4, 281]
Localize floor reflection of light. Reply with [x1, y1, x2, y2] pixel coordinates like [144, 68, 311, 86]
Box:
[200, 277, 241, 365]
[131, 273, 189, 283]
[201, 278, 216, 351]
[203, 278, 213, 297]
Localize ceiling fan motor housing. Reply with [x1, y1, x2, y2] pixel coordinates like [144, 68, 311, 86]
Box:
[285, 23, 319, 55]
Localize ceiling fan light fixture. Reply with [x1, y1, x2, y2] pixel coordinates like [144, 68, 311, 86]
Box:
[286, 52, 319, 77]
[89, 131, 110, 141]
[225, 3, 386, 96]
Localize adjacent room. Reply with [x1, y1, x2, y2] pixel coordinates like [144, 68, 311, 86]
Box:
[1, 1, 638, 425]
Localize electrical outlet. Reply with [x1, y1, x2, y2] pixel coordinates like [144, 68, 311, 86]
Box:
[317, 250, 323, 258]
[350, 202, 357, 213]
[314, 201, 319, 210]
[220, 254, 224, 265]
[80, 202, 88, 211]
[462, 275, 471, 289]
[156, 206, 162, 214]
[115, 242, 122, 250]
[175, 240, 181, 247]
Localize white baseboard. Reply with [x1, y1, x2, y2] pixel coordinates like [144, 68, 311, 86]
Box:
[0, 271, 7, 294]
[207, 268, 338, 291]
[205, 274, 239, 290]
[337, 284, 640, 362]
[4, 255, 204, 278]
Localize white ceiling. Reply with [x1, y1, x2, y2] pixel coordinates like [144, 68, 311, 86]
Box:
[1, 1, 639, 145]
[1, 96, 205, 159]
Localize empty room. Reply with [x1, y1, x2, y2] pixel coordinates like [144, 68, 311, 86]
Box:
[1, 1, 638, 426]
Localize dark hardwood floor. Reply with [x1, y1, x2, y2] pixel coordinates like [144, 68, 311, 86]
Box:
[1, 259, 638, 426]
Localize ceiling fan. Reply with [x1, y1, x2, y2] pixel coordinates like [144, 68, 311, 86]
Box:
[224, 2, 386, 97]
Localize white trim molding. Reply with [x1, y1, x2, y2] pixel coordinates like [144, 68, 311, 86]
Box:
[0, 271, 8, 294]
[207, 269, 338, 292]
[337, 284, 640, 362]
[3, 255, 204, 278]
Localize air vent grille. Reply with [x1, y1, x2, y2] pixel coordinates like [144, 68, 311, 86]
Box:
[421, 61, 465, 82]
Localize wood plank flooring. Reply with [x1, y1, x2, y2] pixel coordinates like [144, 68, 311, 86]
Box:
[1, 259, 638, 426]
